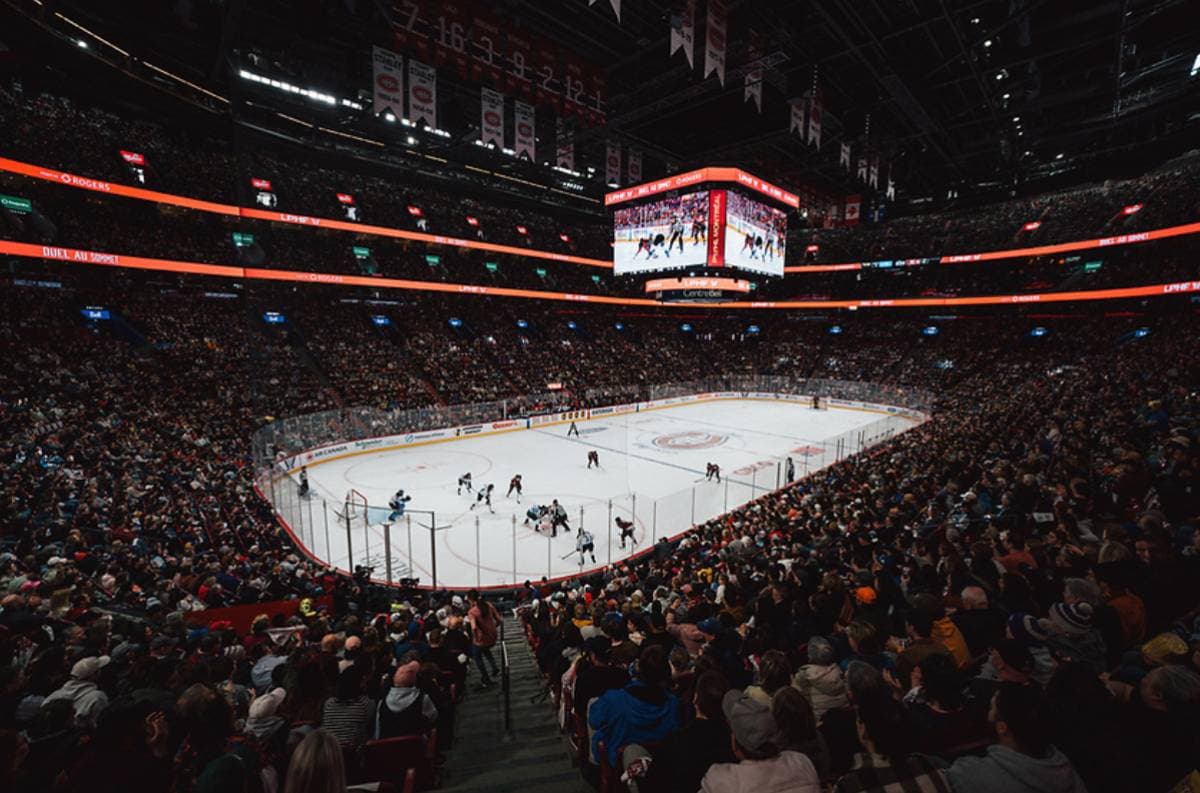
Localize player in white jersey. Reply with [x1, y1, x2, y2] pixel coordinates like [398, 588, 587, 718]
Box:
[576, 528, 596, 565]
[470, 483, 495, 513]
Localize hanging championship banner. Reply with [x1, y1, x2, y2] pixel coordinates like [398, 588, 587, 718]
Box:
[372, 46, 404, 117]
[704, 0, 728, 85]
[886, 173, 896, 200]
[869, 157, 879, 188]
[790, 102, 804, 136]
[514, 100, 536, 161]
[627, 147, 642, 184]
[744, 30, 763, 112]
[605, 141, 622, 185]
[671, 0, 696, 69]
[840, 142, 851, 169]
[844, 195, 861, 226]
[857, 156, 868, 181]
[480, 87, 504, 148]
[807, 91, 822, 148]
[407, 58, 437, 127]
[556, 117, 574, 170]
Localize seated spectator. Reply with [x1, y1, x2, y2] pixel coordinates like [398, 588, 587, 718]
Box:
[746, 650, 792, 704]
[820, 661, 890, 778]
[574, 636, 630, 723]
[793, 636, 848, 719]
[283, 729, 346, 793]
[951, 586, 1006, 660]
[906, 653, 988, 755]
[41, 656, 110, 730]
[175, 683, 260, 793]
[892, 610, 953, 691]
[320, 666, 373, 746]
[589, 644, 679, 768]
[374, 661, 437, 739]
[697, 689, 820, 793]
[832, 696, 950, 793]
[771, 686, 831, 780]
[631, 670, 736, 793]
[1042, 602, 1108, 675]
[944, 683, 1087, 793]
[911, 594, 971, 668]
[1103, 664, 1200, 792]
[969, 639, 1037, 703]
[1044, 662, 1137, 793]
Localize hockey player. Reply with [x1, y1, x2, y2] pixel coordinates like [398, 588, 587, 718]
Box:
[691, 212, 707, 245]
[524, 504, 545, 526]
[576, 527, 596, 566]
[507, 474, 523, 500]
[470, 483, 495, 513]
[705, 462, 721, 482]
[764, 232, 775, 261]
[550, 499, 570, 537]
[666, 214, 685, 256]
[388, 489, 412, 521]
[567, 421, 580, 437]
[537, 510, 556, 537]
[587, 450, 600, 469]
[457, 472, 473, 495]
[633, 235, 653, 260]
[785, 456, 796, 483]
[298, 466, 310, 498]
[616, 516, 636, 550]
[741, 229, 756, 258]
[811, 395, 821, 410]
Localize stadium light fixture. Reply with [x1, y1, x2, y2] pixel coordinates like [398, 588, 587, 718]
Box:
[1030, 327, 1048, 337]
[1192, 53, 1200, 78]
[1012, 115, 1020, 122]
[1002, 92, 1011, 100]
[983, 39, 993, 48]
[1134, 327, 1151, 338]
[76, 39, 88, 48]
[1056, 152, 1064, 159]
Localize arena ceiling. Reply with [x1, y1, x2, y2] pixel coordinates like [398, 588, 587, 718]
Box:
[7, 0, 1200, 205]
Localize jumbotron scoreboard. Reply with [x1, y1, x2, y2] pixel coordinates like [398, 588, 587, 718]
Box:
[606, 167, 798, 302]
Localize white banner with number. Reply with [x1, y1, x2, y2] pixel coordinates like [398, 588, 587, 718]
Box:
[480, 87, 504, 148]
[372, 46, 404, 117]
[840, 142, 851, 169]
[605, 141, 621, 185]
[407, 58, 437, 127]
[671, 0, 696, 68]
[790, 102, 804, 135]
[807, 93, 822, 148]
[627, 147, 642, 183]
[514, 100, 535, 161]
[703, 0, 728, 85]
[556, 117, 574, 170]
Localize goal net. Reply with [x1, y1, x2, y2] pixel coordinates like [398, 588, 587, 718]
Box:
[343, 489, 368, 521]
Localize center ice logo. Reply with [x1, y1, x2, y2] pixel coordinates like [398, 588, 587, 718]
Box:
[653, 431, 727, 450]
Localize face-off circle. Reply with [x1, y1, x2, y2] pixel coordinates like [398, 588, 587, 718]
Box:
[652, 431, 728, 450]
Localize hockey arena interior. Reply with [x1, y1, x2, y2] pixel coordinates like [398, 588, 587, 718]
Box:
[0, 2, 1198, 793]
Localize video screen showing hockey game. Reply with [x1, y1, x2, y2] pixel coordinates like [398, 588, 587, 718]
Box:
[723, 190, 787, 276]
[612, 190, 710, 275]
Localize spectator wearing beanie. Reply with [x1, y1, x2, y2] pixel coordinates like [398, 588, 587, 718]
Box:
[698, 689, 820, 793]
[792, 636, 848, 720]
[1042, 602, 1107, 675]
[375, 660, 437, 739]
[1004, 613, 1056, 686]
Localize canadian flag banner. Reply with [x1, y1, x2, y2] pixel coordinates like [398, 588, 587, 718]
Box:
[744, 30, 763, 112]
[670, 0, 696, 69]
[372, 46, 404, 118]
[480, 87, 504, 148]
[844, 195, 861, 226]
[840, 142, 851, 169]
[556, 117, 574, 170]
[627, 147, 642, 184]
[407, 58, 437, 127]
[514, 100, 535, 161]
[588, 0, 621, 21]
[868, 157, 879, 188]
[704, 0, 728, 85]
[857, 156, 868, 181]
[790, 102, 804, 135]
[605, 141, 622, 185]
[807, 92, 822, 148]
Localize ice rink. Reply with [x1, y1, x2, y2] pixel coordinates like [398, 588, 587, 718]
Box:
[288, 398, 918, 588]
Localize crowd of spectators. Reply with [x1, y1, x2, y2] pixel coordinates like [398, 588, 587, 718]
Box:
[520, 316, 1200, 792]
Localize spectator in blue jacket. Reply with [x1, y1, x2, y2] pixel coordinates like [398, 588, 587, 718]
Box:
[589, 643, 680, 768]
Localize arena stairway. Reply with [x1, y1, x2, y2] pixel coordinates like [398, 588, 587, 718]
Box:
[435, 614, 589, 793]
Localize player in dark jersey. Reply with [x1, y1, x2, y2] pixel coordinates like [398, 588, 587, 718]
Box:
[764, 232, 775, 261]
[633, 236, 652, 259]
[567, 421, 580, 437]
[706, 462, 721, 482]
[587, 450, 600, 469]
[741, 229, 755, 257]
[507, 474, 523, 500]
[457, 472, 473, 495]
[616, 516, 636, 549]
[691, 213, 707, 245]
